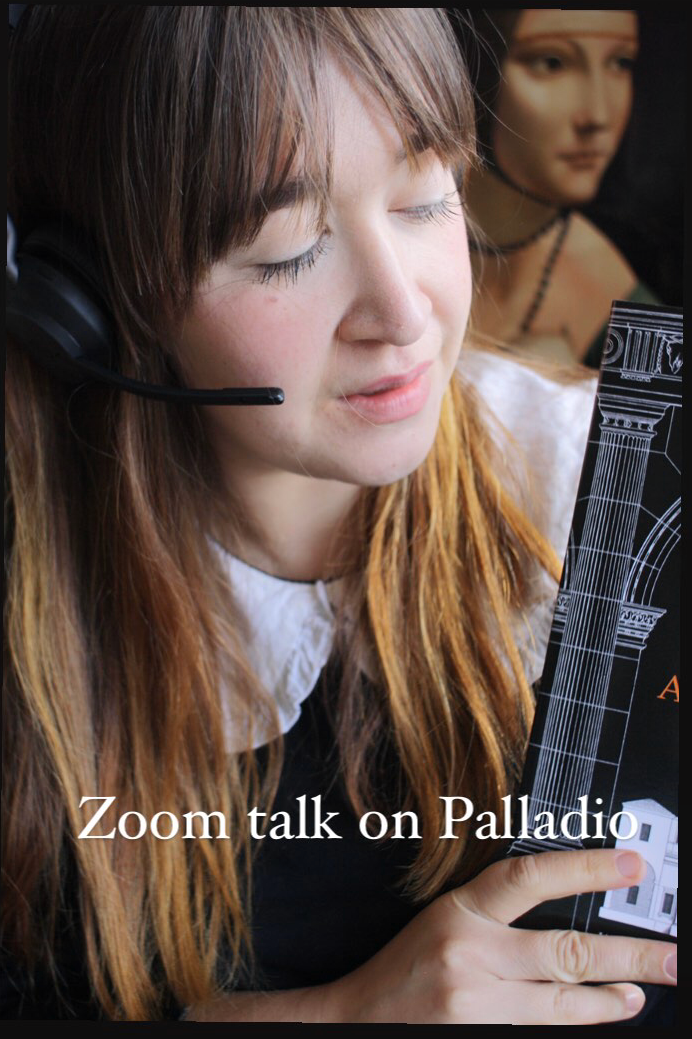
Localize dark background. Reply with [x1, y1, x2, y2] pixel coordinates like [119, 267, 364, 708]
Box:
[582, 9, 684, 308]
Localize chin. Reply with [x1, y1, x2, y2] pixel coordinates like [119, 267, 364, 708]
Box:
[546, 171, 606, 208]
[343, 422, 441, 488]
[562, 186, 602, 207]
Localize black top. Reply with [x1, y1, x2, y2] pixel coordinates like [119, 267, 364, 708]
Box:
[243, 660, 420, 992]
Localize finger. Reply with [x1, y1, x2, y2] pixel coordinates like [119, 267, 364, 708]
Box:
[485, 981, 647, 1026]
[510, 927, 677, 986]
[454, 849, 646, 925]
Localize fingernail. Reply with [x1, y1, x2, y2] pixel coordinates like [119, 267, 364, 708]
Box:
[623, 984, 644, 1009]
[625, 988, 645, 1014]
[615, 851, 641, 878]
[664, 952, 677, 981]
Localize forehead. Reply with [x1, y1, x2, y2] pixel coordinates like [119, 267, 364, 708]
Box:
[513, 9, 638, 43]
[329, 66, 404, 162]
[274, 64, 454, 211]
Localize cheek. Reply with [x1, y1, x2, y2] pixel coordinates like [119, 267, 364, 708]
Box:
[180, 288, 328, 389]
[612, 82, 634, 135]
[496, 80, 564, 154]
[434, 225, 472, 332]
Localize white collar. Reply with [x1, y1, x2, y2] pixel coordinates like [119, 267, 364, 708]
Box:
[213, 545, 342, 750]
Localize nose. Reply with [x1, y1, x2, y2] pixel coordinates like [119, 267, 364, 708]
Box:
[572, 67, 613, 133]
[337, 229, 431, 347]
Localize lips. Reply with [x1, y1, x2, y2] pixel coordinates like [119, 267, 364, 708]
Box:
[346, 361, 432, 398]
[339, 361, 434, 425]
[558, 150, 609, 162]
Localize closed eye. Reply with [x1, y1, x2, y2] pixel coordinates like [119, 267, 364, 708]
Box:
[400, 191, 465, 225]
[254, 191, 463, 285]
[255, 233, 332, 286]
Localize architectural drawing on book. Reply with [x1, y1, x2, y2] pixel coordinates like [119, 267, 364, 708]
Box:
[510, 301, 680, 937]
[599, 799, 678, 936]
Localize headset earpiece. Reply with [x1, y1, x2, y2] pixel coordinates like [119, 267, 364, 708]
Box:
[6, 216, 284, 405]
[7, 221, 115, 380]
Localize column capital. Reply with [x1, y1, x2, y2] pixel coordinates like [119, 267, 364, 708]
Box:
[598, 394, 669, 435]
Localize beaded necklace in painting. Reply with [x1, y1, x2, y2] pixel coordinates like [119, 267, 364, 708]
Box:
[518, 211, 571, 335]
[470, 209, 571, 337]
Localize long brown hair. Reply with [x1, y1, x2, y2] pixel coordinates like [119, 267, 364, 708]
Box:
[5, 7, 557, 1019]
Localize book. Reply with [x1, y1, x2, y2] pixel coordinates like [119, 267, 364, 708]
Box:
[509, 300, 680, 941]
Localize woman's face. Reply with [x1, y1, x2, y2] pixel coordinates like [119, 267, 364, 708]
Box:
[174, 66, 471, 492]
[493, 9, 638, 205]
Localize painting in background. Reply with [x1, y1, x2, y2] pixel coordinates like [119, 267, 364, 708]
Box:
[451, 10, 683, 367]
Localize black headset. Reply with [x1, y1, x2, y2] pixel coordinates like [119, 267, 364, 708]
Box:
[6, 5, 284, 407]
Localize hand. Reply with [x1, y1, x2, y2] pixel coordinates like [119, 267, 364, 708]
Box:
[328, 848, 676, 1024]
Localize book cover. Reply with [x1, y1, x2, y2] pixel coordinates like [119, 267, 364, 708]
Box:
[509, 300, 681, 941]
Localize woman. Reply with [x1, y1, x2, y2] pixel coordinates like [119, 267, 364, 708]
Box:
[3, 8, 675, 1022]
[462, 9, 658, 366]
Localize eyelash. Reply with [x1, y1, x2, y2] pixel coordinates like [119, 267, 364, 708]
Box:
[255, 192, 464, 286]
[402, 192, 464, 225]
[256, 235, 331, 286]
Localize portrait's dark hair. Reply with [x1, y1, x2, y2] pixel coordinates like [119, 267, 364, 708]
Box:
[452, 10, 521, 166]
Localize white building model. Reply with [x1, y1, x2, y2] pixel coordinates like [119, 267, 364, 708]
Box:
[599, 798, 677, 936]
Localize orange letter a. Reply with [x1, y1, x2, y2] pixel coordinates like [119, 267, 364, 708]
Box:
[658, 675, 679, 702]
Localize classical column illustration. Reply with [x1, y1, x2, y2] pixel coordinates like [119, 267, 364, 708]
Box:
[512, 304, 682, 856]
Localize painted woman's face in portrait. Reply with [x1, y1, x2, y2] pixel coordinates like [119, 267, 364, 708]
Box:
[174, 65, 471, 492]
[492, 9, 639, 206]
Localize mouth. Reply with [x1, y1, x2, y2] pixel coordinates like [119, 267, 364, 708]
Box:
[340, 361, 434, 425]
[558, 150, 609, 165]
[347, 361, 433, 398]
